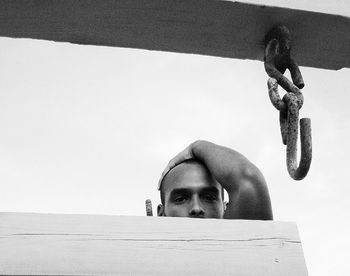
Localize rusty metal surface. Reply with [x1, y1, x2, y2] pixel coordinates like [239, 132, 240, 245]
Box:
[264, 26, 304, 108]
[285, 93, 312, 180]
[265, 26, 312, 180]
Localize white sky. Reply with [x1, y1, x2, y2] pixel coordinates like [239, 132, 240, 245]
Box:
[244, 0, 350, 16]
[0, 36, 349, 275]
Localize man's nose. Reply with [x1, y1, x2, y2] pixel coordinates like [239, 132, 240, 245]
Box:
[189, 196, 205, 218]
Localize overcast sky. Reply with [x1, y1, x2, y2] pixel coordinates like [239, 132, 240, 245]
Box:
[0, 23, 349, 276]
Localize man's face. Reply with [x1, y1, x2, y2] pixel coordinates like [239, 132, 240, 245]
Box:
[159, 161, 224, 218]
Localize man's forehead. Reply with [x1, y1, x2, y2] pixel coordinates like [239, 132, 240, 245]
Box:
[162, 161, 220, 192]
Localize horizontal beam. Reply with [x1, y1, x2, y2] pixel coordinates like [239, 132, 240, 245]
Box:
[0, 0, 349, 70]
[0, 212, 308, 275]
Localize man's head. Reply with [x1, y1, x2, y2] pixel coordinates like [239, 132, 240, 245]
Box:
[158, 160, 224, 218]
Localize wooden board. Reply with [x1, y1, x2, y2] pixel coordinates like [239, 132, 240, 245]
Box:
[0, 212, 308, 275]
[0, 0, 349, 70]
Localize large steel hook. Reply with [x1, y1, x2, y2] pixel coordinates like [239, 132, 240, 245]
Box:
[268, 79, 312, 180]
[265, 26, 312, 180]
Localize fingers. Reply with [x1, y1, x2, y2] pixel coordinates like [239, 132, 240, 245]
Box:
[168, 145, 194, 168]
[158, 143, 195, 190]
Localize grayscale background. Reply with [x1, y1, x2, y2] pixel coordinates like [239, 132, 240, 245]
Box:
[1, 1, 349, 275]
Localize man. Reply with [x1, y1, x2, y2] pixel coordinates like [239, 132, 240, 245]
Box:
[157, 140, 273, 220]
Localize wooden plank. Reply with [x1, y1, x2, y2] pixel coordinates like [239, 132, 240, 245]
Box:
[0, 0, 348, 70]
[0, 212, 308, 275]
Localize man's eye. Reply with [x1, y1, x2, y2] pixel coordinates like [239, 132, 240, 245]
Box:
[174, 196, 188, 203]
[203, 195, 217, 202]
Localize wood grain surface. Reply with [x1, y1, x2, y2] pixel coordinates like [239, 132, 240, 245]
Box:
[0, 212, 308, 275]
[0, 0, 349, 70]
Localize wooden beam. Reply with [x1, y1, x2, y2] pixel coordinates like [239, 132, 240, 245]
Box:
[0, 212, 308, 275]
[0, 0, 349, 70]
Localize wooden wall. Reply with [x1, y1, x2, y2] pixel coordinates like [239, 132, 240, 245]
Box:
[0, 212, 308, 275]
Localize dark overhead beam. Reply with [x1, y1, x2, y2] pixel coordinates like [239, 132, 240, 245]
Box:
[0, 0, 349, 70]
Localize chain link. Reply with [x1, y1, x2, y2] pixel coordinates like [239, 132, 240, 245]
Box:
[264, 26, 312, 180]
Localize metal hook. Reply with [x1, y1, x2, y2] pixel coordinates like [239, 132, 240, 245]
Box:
[264, 25, 312, 180]
[268, 79, 312, 180]
[284, 93, 312, 180]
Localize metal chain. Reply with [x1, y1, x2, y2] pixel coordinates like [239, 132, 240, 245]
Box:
[264, 26, 312, 180]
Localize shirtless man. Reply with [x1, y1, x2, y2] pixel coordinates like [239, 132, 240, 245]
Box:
[157, 140, 273, 220]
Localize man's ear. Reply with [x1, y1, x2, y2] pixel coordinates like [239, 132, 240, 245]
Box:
[157, 204, 165, 216]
